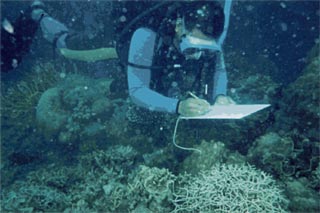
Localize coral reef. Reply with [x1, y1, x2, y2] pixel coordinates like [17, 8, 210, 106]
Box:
[2, 142, 295, 213]
[1, 62, 59, 137]
[180, 139, 246, 174]
[172, 164, 289, 212]
[247, 132, 296, 177]
[1, 145, 139, 212]
[36, 74, 115, 144]
[275, 55, 320, 140]
[285, 178, 320, 212]
[127, 165, 176, 212]
[175, 111, 272, 159]
[226, 51, 280, 104]
[247, 44, 320, 212]
[2, 183, 69, 212]
[1, 26, 318, 213]
[1, 62, 62, 187]
[36, 87, 68, 134]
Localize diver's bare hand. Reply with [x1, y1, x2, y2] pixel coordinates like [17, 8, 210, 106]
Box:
[178, 98, 210, 116]
[214, 95, 236, 105]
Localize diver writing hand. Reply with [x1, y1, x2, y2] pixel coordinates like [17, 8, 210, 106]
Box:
[178, 98, 210, 116]
[214, 95, 236, 105]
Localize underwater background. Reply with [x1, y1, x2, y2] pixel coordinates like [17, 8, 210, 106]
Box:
[1, 0, 319, 212]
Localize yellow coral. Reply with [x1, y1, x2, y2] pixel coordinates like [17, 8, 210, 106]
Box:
[1, 62, 59, 128]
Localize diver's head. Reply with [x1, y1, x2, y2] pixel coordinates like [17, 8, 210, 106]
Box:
[175, 1, 225, 60]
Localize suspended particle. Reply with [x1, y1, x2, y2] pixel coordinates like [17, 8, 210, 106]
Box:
[245, 5, 254, 12]
[280, 22, 288, 31]
[60, 72, 66, 79]
[119, 15, 126, 22]
[12, 58, 18, 68]
[2, 18, 14, 34]
[280, 2, 286, 9]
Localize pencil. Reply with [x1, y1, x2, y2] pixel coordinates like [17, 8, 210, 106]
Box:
[188, 91, 200, 99]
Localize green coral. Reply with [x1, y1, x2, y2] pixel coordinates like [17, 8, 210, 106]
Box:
[247, 132, 296, 177]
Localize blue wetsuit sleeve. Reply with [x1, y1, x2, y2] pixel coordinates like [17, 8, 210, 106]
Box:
[39, 16, 68, 48]
[127, 28, 179, 113]
[212, 51, 228, 99]
[212, 0, 233, 99]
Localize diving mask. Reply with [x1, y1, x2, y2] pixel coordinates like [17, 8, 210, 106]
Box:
[178, 17, 221, 59]
[179, 35, 221, 60]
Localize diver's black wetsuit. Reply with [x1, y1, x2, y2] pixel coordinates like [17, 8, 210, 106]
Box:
[1, 7, 39, 72]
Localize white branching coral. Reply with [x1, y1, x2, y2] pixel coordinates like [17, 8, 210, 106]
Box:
[172, 164, 289, 212]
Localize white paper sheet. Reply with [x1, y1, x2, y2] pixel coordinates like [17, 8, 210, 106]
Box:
[180, 104, 270, 120]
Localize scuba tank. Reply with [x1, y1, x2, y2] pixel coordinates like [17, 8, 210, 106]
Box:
[112, 1, 180, 68]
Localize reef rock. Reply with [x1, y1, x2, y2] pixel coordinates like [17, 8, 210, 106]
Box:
[36, 74, 115, 144]
[275, 55, 320, 140]
[36, 87, 68, 133]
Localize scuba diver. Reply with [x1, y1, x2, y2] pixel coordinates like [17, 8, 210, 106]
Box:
[1, 1, 235, 118]
[1, 0, 69, 72]
[1, 0, 44, 72]
[124, 1, 235, 117]
[1, 0, 114, 72]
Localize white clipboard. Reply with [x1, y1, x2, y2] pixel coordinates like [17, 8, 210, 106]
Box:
[180, 104, 271, 120]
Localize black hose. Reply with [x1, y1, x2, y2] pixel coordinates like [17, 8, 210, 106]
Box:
[117, 1, 171, 40]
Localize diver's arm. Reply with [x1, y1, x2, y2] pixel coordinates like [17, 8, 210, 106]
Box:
[128, 28, 179, 113]
[212, 51, 228, 99]
[38, 11, 117, 62]
[212, 51, 236, 105]
[212, 0, 233, 96]
[39, 16, 69, 48]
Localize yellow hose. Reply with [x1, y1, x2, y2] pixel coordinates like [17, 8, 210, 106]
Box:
[59, 47, 118, 62]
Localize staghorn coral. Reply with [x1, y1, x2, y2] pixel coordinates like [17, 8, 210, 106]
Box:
[172, 164, 289, 212]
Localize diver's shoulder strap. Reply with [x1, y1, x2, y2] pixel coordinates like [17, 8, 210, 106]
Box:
[218, 0, 233, 46]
